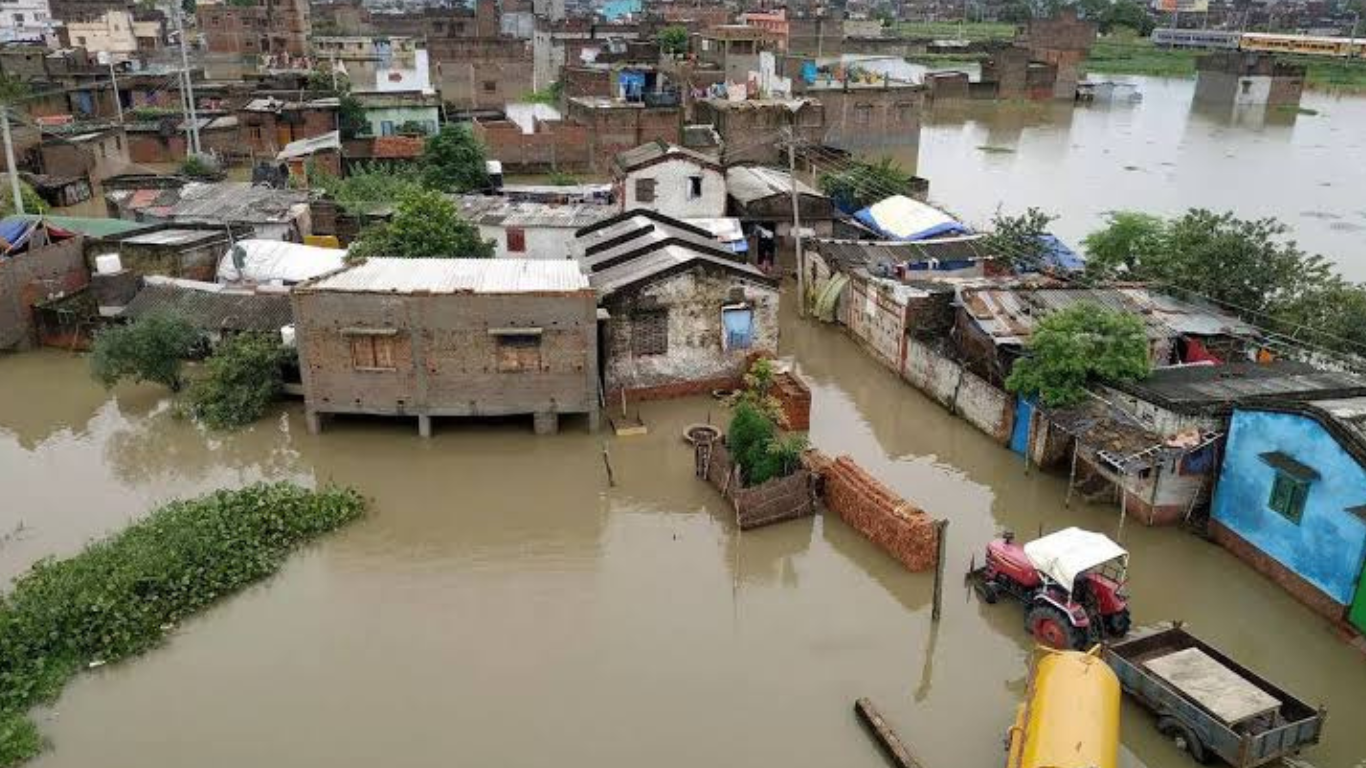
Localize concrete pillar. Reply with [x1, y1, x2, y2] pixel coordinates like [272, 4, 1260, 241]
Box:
[418, 414, 432, 438]
[533, 411, 558, 435]
[587, 406, 600, 433]
[305, 410, 322, 435]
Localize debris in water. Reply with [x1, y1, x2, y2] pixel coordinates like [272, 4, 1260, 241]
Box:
[976, 145, 1015, 154]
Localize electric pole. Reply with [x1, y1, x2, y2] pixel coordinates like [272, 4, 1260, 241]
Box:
[2, 105, 24, 215]
[785, 125, 806, 320]
[173, 5, 201, 155]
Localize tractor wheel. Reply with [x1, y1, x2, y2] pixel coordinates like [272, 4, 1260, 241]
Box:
[1157, 716, 1209, 764]
[977, 579, 1001, 604]
[1105, 609, 1132, 638]
[1025, 604, 1085, 650]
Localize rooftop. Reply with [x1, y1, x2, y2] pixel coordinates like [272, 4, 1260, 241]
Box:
[454, 196, 614, 229]
[613, 140, 723, 173]
[107, 182, 311, 225]
[276, 131, 342, 161]
[1109, 361, 1366, 414]
[305, 258, 591, 295]
[811, 236, 989, 273]
[726, 165, 822, 204]
[120, 279, 292, 333]
[121, 227, 230, 247]
[961, 287, 1259, 347]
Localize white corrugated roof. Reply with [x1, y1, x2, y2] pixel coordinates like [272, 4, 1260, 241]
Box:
[309, 257, 590, 294]
[218, 239, 347, 284]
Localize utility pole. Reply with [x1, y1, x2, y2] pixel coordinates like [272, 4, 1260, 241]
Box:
[173, 5, 200, 155]
[785, 125, 806, 319]
[2, 105, 23, 215]
[107, 59, 124, 125]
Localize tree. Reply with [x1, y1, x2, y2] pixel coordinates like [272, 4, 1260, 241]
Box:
[657, 25, 689, 55]
[1081, 211, 1166, 280]
[1100, 0, 1155, 35]
[817, 156, 916, 213]
[983, 207, 1056, 270]
[0, 180, 48, 218]
[187, 333, 288, 429]
[90, 313, 200, 392]
[348, 187, 495, 260]
[1006, 303, 1151, 407]
[311, 162, 423, 215]
[1000, 1, 1034, 22]
[338, 93, 369, 140]
[420, 123, 489, 193]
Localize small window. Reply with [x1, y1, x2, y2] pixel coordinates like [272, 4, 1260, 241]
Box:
[350, 335, 396, 370]
[854, 103, 873, 125]
[1240, 79, 1252, 94]
[687, 175, 702, 200]
[496, 334, 541, 372]
[722, 305, 754, 350]
[1268, 473, 1309, 523]
[631, 310, 668, 355]
[506, 227, 526, 253]
[482, 80, 497, 93]
[635, 177, 656, 203]
[380, 120, 395, 136]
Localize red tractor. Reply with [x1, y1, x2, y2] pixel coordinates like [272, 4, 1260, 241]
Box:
[969, 526, 1132, 650]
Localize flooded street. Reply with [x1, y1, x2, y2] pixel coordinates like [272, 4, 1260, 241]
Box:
[3, 291, 1364, 768]
[892, 75, 1366, 281]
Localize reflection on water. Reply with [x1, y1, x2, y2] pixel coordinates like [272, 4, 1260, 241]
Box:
[872, 75, 1366, 281]
[2, 292, 1365, 768]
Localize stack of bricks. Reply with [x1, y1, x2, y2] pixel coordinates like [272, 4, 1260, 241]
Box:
[808, 452, 940, 572]
[773, 371, 812, 431]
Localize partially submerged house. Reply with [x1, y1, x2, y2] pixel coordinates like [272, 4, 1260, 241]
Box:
[611, 140, 726, 219]
[1210, 397, 1366, 634]
[0, 218, 87, 350]
[292, 258, 599, 436]
[119, 277, 294, 343]
[574, 209, 780, 399]
[88, 222, 249, 281]
[725, 165, 836, 262]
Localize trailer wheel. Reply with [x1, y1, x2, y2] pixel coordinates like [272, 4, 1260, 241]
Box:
[1157, 716, 1209, 764]
[1105, 608, 1132, 638]
[1025, 604, 1085, 650]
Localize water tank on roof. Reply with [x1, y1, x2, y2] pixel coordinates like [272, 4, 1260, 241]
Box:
[280, 325, 296, 349]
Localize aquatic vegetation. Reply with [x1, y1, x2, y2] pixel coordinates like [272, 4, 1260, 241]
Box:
[0, 483, 366, 766]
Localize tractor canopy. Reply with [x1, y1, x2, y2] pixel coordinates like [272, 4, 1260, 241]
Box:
[1023, 527, 1128, 594]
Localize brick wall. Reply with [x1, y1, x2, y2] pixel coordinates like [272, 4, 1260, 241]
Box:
[808, 452, 940, 572]
[0, 237, 88, 351]
[473, 118, 591, 172]
[563, 66, 612, 98]
[773, 371, 811, 431]
[812, 86, 925, 159]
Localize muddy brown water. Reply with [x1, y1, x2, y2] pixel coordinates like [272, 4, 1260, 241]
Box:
[2, 292, 1364, 768]
[876, 74, 1366, 282]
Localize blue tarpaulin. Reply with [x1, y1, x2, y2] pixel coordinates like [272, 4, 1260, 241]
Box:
[0, 217, 38, 256]
[1036, 233, 1085, 272]
[853, 195, 971, 242]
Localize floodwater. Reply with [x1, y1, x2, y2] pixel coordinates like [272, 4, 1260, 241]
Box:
[882, 75, 1366, 282]
[3, 293, 1365, 768]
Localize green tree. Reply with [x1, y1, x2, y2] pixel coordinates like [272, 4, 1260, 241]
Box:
[657, 25, 690, 55]
[338, 93, 369, 140]
[311, 162, 423, 215]
[817, 157, 916, 212]
[1081, 210, 1166, 280]
[1006, 303, 1151, 407]
[1000, 1, 1034, 22]
[0, 180, 48, 218]
[1100, 0, 1155, 35]
[186, 333, 288, 430]
[420, 123, 489, 193]
[983, 207, 1056, 270]
[348, 187, 494, 260]
[90, 312, 200, 392]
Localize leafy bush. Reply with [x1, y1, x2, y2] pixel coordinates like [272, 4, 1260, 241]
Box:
[657, 25, 689, 55]
[545, 170, 580, 186]
[0, 483, 365, 766]
[90, 312, 200, 392]
[348, 187, 494, 260]
[727, 402, 777, 482]
[186, 333, 288, 430]
[179, 154, 220, 179]
[818, 157, 915, 213]
[983, 207, 1057, 270]
[312, 162, 423, 216]
[420, 123, 490, 193]
[1005, 302, 1151, 407]
[0, 180, 48, 218]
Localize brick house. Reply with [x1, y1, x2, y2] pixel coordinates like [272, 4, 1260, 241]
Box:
[565, 96, 682, 173]
[236, 97, 340, 160]
[292, 258, 600, 437]
[693, 98, 824, 164]
[1015, 8, 1097, 100]
[0, 220, 87, 351]
[198, 0, 310, 58]
[574, 210, 780, 400]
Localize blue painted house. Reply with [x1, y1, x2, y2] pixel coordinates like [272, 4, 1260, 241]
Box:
[1210, 397, 1366, 634]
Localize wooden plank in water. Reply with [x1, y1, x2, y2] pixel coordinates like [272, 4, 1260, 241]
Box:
[854, 698, 925, 768]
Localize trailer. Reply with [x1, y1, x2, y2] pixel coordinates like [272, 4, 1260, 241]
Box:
[1103, 623, 1326, 767]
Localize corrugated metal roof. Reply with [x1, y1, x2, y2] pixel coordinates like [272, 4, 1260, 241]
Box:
[276, 130, 341, 161]
[167, 182, 311, 225]
[10, 214, 148, 238]
[725, 165, 821, 204]
[455, 196, 614, 229]
[589, 243, 772, 297]
[613, 140, 720, 173]
[812, 236, 989, 272]
[962, 287, 1258, 346]
[120, 281, 293, 332]
[122, 228, 227, 246]
[1309, 396, 1366, 451]
[1111, 361, 1366, 412]
[576, 213, 734, 269]
[308, 257, 590, 294]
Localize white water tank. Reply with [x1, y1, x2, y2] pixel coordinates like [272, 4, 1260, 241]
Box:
[94, 253, 123, 275]
[280, 325, 296, 349]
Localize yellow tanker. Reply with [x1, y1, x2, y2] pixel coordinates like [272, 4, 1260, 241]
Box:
[1005, 648, 1120, 768]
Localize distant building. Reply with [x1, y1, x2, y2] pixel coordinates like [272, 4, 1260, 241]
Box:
[612, 141, 726, 219]
[0, 219, 86, 350]
[696, 24, 781, 81]
[198, 0, 310, 58]
[693, 98, 824, 164]
[737, 9, 788, 50]
[0, 0, 55, 44]
[574, 210, 779, 399]
[1210, 398, 1366, 634]
[292, 258, 600, 437]
[455, 196, 614, 259]
[237, 97, 340, 160]
[1015, 8, 1097, 100]
[34, 127, 129, 188]
[353, 90, 440, 137]
[565, 96, 682, 173]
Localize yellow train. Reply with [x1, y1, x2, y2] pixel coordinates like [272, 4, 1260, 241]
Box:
[1005, 648, 1120, 768]
[1240, 32, 1366, 58]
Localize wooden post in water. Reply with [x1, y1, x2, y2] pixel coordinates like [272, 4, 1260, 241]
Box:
[601, 443, 616, 487]
[931, 518, 949, 623]
[854, 698, 926, 768]
[1063, 443, 1079, 508]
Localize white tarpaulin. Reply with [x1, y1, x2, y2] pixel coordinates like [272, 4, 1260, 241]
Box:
[1023, 527, 1127, 593]
[854, 195, 971, 242]
[217, 239, 346, 285]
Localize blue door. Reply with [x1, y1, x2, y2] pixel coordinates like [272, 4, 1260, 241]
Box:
[1010, 396, 1035, 455]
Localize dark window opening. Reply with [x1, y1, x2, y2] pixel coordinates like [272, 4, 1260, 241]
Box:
[635, 177, 656, 203]
[687, 175, 703, 199]
[496, 334, 541, 372]
[506, 227, 526, 253]
[632, 310, 668, 355]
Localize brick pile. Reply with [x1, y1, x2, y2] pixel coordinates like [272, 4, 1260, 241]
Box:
[773, 371, 812, 431]
[809, 452, 940, 572]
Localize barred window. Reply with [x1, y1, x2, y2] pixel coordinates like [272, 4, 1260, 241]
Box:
[632, 310, 668, 356]
[496, 334, 541, 372]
